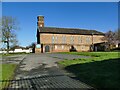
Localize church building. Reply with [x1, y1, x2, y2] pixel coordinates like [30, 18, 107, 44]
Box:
[35, 16, 105, 53]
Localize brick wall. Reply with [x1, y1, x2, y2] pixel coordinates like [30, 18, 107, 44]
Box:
[37, 33, 104, 53]
[40, 33, 104, 45]
[35, 48, 41, 53]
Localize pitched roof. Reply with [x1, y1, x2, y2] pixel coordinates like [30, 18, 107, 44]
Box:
[38, 27, 104, 35]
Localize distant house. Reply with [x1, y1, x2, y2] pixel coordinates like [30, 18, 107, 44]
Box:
[0, 45, 32, 53]
[11, 45, 32, 53]
[36, 16, 105, 53]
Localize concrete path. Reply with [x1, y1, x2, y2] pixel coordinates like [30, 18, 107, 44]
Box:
[13, 53, 93, 89]
[15, 53, 91, 77]
[0, 54, 27, 64]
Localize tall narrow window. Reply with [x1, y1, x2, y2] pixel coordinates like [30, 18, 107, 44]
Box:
[62, 45, 64, 49]
[52, 35, 55, 44]
[81, 36, 82, 43]
[55, 36, 58, 43]
[86, 37, 90, 43]
[55, 45, 57, 50]
[62, 35, 66, 44]
[78, 36, 81, 44]
[70, 36, 74, 44]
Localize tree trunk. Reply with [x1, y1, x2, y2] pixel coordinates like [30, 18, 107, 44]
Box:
[7, 39, 9, 54]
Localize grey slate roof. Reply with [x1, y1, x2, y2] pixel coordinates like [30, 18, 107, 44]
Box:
[38, 27, 104, 35]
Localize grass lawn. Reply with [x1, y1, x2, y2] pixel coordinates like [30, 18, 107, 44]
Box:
[0, 64, 17, 89]
[1, 64, 17, 80]
[1, 52, 28, 57]
[58, 52, 120, 89]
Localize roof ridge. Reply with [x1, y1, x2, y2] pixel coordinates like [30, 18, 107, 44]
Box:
[43, 27, 97, 31]
[39, 27, 104, 35]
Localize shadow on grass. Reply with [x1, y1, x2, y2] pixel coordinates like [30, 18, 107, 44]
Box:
[65, 58, 120, 90]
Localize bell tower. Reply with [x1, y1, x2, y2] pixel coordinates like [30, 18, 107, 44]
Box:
[37, 16, 44, 27]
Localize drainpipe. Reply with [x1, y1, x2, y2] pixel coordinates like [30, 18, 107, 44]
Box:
[92, 33, 94, 51]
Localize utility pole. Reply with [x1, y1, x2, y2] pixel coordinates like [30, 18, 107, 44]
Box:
[92, 33, 94, 51]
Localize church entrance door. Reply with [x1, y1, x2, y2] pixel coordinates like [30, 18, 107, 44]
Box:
[45, 45, 50, 52]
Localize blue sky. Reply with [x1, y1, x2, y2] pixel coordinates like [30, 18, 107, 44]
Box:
[2, 2, 118, 47]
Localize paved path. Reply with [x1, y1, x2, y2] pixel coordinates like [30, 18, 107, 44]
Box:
[12, 53, 93, 89]
[0, 54, 27, 64]
[15, 53, 91, 77]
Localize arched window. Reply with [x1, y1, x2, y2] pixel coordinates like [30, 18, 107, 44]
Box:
[45, 45, 50, 52]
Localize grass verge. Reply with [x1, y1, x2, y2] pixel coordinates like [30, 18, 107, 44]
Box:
[1, 52, 29, 56]
[0, 64, 17, 89]
[58, 52, 120, 89]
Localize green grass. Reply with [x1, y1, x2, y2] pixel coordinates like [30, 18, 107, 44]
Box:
[2, 52, 28, 56]
[0, 64, 17, 89]
[58, 52, 120, 89]
[1, 64, 17, 80]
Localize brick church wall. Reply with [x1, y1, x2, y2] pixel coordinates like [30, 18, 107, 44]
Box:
[39, 33, 104, 53]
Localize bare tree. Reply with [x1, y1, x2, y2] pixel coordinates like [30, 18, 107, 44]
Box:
[115, 29, 120, 41]
[114, 29, 120, 47]
[28, 42, 35, 48]
[2, 16, 19, 53]
[103, 30, 117, 51]
[26, 42, 36, 53]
